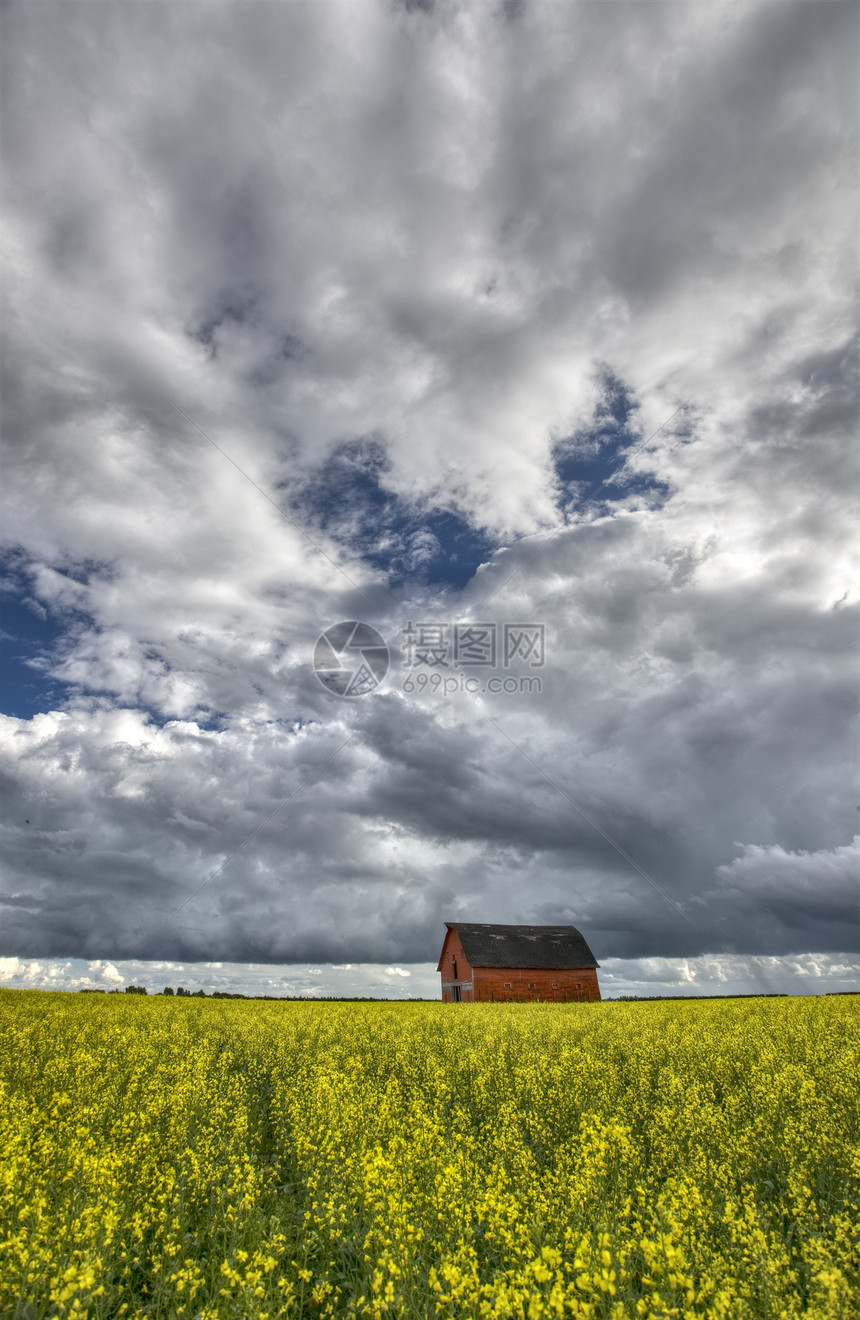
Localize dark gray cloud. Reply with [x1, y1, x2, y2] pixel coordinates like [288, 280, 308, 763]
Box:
[0, 0, 857, 988]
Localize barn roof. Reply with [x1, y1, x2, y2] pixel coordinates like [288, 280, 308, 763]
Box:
[441, 922, 599, 970]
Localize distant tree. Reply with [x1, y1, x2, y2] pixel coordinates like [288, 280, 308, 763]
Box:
[163, 987, 174, 996]
[176, 987, 186, 996]
[195, 989, 206, 997]
[124, 985, 147, 995]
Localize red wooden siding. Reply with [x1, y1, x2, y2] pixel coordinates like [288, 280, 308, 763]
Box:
[472, 966, 600, 1002]
[438, 927, 475, 1002]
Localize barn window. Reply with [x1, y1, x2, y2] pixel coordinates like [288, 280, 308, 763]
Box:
[551, 981, 559, 990]
[528, 982, 536, 990]
[504, 981, 513, 989]
[452, 985, 462, 1003]
[452, 959, 458, 979]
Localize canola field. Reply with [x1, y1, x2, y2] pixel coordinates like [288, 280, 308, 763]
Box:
[1, 992, 858, 1320]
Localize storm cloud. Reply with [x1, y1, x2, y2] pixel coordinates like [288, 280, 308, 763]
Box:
[1, 0, 857, 993]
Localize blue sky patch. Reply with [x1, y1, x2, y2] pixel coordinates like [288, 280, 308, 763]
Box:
[294, 439, 497, 589]
[554, 369, 668, 516]
[0, 579, 74, 719]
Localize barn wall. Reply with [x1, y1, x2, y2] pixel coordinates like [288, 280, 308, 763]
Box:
[438, 928, 475, 1002]
[472, 966, 600, 1003]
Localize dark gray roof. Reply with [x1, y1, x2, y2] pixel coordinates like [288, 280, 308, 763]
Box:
[446, 923, 599, 970]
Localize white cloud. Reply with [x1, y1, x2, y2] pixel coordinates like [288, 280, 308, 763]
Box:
[600, 952, 860, 998]
[0, 958, 438, 999]
[0, 953, 855, 1001]
[716, 837, 860, 892]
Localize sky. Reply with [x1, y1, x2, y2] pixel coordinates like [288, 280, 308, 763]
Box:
[1, 0, 858, 1000]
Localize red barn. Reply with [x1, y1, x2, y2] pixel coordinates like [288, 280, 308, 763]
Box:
[437, 922, 601, 1003]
